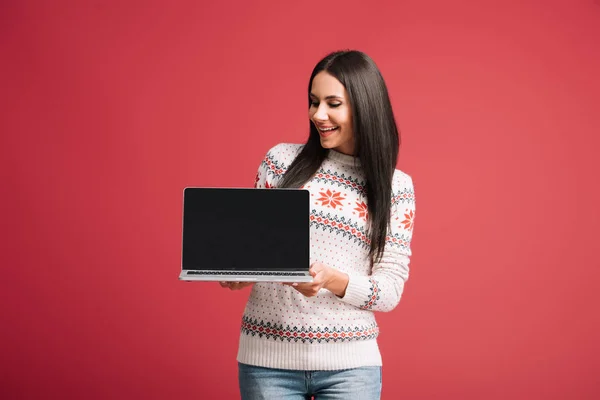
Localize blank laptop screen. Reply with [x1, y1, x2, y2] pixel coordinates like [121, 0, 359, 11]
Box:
[182, 188, 309, 271]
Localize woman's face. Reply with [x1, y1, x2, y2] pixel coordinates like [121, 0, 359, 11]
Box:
[309, 71, 355, 155]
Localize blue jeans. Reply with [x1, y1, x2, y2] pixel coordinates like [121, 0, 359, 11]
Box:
[238, 362, 382, 400]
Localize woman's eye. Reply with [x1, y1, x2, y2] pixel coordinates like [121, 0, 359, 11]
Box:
[310, 102, 341, 108]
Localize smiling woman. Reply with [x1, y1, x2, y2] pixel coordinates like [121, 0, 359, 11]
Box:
[220, 50, 415, 400]
[282, 50, 402, 264]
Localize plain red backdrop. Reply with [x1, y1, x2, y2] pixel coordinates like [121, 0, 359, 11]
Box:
[1, 0, 599, 399]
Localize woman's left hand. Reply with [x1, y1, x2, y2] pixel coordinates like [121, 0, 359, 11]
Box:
[284, 262, 335, 297]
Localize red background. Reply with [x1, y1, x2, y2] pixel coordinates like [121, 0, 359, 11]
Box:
[2, 0, 599, 399]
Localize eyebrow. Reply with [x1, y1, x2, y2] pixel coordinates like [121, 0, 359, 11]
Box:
[310, 93, 344, 100]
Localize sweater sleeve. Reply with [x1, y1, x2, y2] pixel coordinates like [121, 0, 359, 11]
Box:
[253, 145, 282, 189]
[338, 175, 416, 312]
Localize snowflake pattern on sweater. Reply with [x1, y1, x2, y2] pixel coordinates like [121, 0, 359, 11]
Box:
[239, 143, 416, 370]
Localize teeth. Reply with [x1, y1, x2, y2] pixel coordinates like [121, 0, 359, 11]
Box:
[320, 126, 338, 132]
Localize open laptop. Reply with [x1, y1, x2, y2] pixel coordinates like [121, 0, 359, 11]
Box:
[179, 187, 313, 282]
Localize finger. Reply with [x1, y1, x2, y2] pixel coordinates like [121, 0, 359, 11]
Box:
[312, 271, 326, 284]
[219, 281, 229, 288]
[292, 281, 314, 289]
[289, 284, 319, 297]
[231, 282, 253, 290]
[292, 283, 310, 289]
[309, 267, 320, 278]
[309, 262, 323, 272]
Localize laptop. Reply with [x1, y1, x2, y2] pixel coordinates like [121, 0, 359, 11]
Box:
[179, 187, 313, 282]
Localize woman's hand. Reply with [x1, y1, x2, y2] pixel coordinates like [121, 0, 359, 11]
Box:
[218, 281, 255, 290]
[285, 262, 349, 298]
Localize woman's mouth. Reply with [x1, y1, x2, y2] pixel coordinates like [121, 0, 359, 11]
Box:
[318, 126, 339, 137]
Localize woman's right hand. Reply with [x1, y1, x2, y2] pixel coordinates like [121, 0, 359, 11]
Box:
[219, 281, 254, 290]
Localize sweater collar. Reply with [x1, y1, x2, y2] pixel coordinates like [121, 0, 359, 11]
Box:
[327, 148, 361, 166]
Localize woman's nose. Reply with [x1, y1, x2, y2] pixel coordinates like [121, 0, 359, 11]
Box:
[313, 104, 329, 121]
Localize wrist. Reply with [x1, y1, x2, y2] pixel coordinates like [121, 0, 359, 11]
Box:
[326, 268, 349, 297]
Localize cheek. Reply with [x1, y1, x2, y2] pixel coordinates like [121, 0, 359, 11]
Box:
[340, 113, 353, 136]
[338, 110, 351, 127]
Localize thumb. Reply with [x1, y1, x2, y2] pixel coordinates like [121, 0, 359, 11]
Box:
[309, 262, 325, 277]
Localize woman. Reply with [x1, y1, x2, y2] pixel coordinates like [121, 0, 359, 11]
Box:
[220, 50, 416, 400]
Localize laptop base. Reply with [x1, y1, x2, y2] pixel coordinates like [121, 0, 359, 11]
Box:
[179, 271, 313, 282]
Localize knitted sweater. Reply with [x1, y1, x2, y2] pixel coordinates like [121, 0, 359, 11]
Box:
[237, 143, 416, 371]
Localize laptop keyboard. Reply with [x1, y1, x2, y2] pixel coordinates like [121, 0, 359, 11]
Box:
[187, 271, 307, 276]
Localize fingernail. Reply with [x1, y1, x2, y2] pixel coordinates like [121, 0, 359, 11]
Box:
[292, 283, 298, 286]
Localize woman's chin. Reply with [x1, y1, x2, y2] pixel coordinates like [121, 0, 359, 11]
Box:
[319, 138, 336, 149]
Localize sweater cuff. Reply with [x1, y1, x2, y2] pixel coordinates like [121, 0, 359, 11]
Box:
[338, 275, 379, 310]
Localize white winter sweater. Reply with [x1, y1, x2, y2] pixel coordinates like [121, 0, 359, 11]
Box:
[237, 143, 416, 370]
